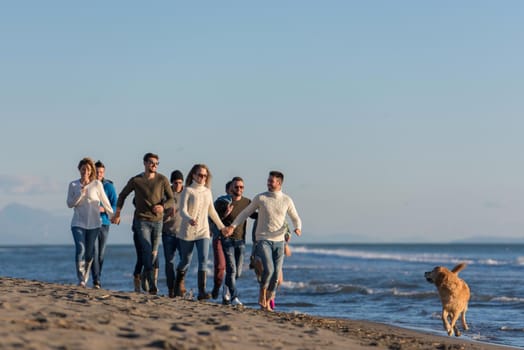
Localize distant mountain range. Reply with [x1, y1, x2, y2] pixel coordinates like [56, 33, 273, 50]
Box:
[451, 236, 524, 244]
[1, 203, 523, 245]
[0, 203, 71, 245]
[0, 203, 134, 245]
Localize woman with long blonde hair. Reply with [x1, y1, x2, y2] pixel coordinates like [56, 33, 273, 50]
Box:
[175, 164, 226, 299]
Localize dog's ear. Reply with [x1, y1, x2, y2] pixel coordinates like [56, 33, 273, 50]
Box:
[433, 268, 447, 286]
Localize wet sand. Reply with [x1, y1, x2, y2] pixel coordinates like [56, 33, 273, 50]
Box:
[0, 277, 515, 350]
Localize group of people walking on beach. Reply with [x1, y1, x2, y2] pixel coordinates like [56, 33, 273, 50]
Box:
[67, 152, 302, 310]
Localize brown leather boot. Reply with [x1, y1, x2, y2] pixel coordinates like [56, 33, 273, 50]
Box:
[133, 274, 141, 293]
[174, 270, 186, 297]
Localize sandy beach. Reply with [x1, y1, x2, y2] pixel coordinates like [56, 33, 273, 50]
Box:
[0, 277, 515, 350]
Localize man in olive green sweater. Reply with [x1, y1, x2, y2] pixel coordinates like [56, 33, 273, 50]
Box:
[112, 152, 174, 294]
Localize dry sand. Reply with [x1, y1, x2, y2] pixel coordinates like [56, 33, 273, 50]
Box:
[0, 277, 515, 350]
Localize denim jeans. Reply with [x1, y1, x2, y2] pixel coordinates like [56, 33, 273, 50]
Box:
[71, 226, 100, 284]
[222, 238, 245, 298]
[136, 220, 163, 274]
[132, 219, 158, 276]
[255, 240, 285, 292]
[91, 224, 109, 284]
[177, 238, 210, 272]
[162, 234, 178, 290]
[132, 221, 143, 276]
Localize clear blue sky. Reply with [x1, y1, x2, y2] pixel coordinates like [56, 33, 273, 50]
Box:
[1, 2, 523, 243]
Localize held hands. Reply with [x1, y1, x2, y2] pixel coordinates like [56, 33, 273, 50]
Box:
[152, 204, 164, 215]
[111, 215, 121, 225]
[111, 209, 121, 225]
[221, 226, 234, 237]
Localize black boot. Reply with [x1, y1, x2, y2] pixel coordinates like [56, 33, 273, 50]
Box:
[211, 284, 220, 299]
[140, 270, 149, 292]
[197, 271, 211, 300]
[174, 269, 186, 297]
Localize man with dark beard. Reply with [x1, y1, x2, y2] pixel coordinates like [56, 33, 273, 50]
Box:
[219, 176, 257, 305]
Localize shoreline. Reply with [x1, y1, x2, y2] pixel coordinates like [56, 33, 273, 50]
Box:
[0, 277, 516, 350]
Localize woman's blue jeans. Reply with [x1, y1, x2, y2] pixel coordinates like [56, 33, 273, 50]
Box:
[255, 240, 285, 293]
[71, 226, 100, 284]
[177, 238, 210, 272]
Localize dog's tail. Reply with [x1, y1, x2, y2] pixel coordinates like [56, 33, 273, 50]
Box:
[452, 262, 467, 274]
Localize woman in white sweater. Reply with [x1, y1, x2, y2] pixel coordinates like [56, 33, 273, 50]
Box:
[67, 157, 114, 287]
[175, 164, 226, 299]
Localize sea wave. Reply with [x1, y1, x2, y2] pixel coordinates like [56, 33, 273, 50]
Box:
[390, 288, 435, 299]
[291, 246, 479, 265]
[470, 294, 524, 306]
[477, 258, 505, 266]
[278, 301, 316, 308]
[491, 296, 524, 303]
[280, 280, 374, 295]
[280, 279, 439, 300]
[500, 326, 524, 332]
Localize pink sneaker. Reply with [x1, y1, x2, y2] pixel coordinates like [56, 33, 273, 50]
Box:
[269, 299, 275, 310]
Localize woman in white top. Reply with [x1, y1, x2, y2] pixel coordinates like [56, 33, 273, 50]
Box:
[175, 164, 226, 300]
[67, 157, 114, 287]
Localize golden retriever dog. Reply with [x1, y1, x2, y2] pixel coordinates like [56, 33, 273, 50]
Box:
[424, 263, 470, 336]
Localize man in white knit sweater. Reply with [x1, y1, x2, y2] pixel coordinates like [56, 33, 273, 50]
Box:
[225, 171, 301, 310]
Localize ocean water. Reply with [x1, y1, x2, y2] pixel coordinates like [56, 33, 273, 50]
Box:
[1, 243, 523, 348]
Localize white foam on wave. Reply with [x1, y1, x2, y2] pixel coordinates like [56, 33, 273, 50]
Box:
[279, 280, 374, 295]
[283, 263, 359, 271]
[279, 280, 342, 294]
[291, 246, 476, 265]
[500, 326, 524, 332]
[280, 280, 308, 289]
[390, 288, 435, 298]
[478, 258, 504, 266]
[491, 296, 524, 303]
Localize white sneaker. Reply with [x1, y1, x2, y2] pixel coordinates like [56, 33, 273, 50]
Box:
[222, 286, 230, 299]
[231, 297, 243, 306]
